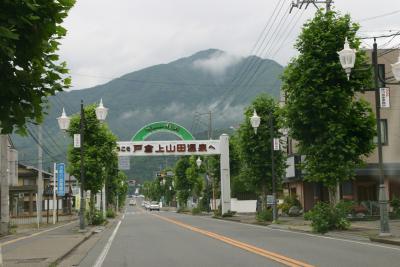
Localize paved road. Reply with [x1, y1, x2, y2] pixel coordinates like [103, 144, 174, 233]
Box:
[80, 205, 400, 267]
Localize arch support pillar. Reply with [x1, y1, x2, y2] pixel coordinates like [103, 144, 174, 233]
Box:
[220, 134, 231, 214]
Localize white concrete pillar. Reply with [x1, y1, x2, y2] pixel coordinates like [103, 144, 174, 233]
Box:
[0, 135, 9, 234]
[220, 134, 231, 214]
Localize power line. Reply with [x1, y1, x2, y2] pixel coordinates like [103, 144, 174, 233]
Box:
[211, 1, 290, 115]
[206, 0, 287, 114]
[230, 4, 295, 105]
[358, 9, 400, 22]
[359, 32, 400, 40]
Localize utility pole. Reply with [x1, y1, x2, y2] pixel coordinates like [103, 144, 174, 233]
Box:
[0, 135, 9, 234]
[79, 100, 86, 231]
[53, 163, 57, 224]
[372, 39, 391, 236]
[289, 0, 333, 14]
[208, 110, 212, 140]
[37, 125, 43, 225]
[269, 115, 277, 222]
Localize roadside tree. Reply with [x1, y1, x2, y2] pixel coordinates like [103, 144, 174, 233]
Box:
[281, 10, 375, 203]
[0, 0, 75, 134]
[67, 105, 118, 218]
[238, 94, 286, 211]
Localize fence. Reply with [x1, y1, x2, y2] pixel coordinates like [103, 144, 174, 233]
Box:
[10, 213, 77, 225]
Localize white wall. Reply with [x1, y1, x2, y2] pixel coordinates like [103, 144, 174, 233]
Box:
[213, 198, 257, 213]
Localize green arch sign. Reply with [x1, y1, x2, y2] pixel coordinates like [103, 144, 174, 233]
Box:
[131, 121, 195, 141]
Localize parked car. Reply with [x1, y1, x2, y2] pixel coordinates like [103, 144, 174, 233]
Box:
[149, 201, 160, 211]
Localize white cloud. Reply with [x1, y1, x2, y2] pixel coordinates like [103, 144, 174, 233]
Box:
[192, 51, 242, 76]
[121, 111, 134, 120]
[59, 0, 400, 91]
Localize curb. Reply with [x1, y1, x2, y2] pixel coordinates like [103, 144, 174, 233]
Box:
[369, 236, 400, 246]
[52, 217, 121, 266]
[52, 230, 96, 265]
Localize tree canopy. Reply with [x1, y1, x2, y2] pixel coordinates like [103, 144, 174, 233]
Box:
[238, 94, 286, 206]
[0, 0, 75, 134]
[67, 105, 118, 194]
[281, 10, 376, 197]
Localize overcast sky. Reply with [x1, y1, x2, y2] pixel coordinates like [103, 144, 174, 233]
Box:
[59, 0, 400, 89]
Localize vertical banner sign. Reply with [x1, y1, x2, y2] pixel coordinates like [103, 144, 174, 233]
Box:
[57, 163, 65, 196]
[273, 138, 280, 151]
[118, 156, 130, 170]
[74, 134, 81, 148]
[380, 87, 390, 108]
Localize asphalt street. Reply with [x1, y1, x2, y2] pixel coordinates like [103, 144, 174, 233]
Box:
[79, 205, 400, 267]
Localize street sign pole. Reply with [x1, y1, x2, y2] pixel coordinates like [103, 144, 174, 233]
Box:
[53, 163, 57, 224]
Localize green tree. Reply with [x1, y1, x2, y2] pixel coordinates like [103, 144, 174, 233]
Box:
[186, 156, 205, 200]
[281, 10, 376, 203]
[0, 0, 75, 134]
[174, 157, 191, 206]
[67, 105, 118, 215]
[238, 94, 286, 210]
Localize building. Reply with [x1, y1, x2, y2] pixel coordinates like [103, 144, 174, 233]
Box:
[284, 48, 400, 214]
[2, 135, 77, 224]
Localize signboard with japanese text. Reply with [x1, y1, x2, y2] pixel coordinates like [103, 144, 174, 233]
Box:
[117, 140, 221, 156]
[267, 195, 275, 205]
[273, 138, 280, 151]
[380, 87, 390, 108]
[74, 134, 81, 148]
[118, 156, 130, 170]
[57, 163, 65, 196]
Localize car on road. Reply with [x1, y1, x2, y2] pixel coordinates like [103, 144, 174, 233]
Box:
[149, 201, 160, 211]
[129, 199, 135, 206]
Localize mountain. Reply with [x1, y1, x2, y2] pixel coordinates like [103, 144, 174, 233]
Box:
[12, 49, 283, 180]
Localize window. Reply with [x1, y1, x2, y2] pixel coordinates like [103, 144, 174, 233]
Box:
[373, 119, 388, 145]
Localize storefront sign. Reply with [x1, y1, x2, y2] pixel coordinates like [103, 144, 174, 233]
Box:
[117, 140, 221, 156]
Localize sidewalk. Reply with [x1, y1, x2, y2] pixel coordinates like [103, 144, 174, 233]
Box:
[216, 213, 400, 245]
[0, 218, 114, 267]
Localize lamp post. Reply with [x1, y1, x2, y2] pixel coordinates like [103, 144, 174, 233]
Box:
[250, 109, 278, 222]
[196, 157, 202, 168]
[338, 38, 400, 236]
[57, 99, 108, 231]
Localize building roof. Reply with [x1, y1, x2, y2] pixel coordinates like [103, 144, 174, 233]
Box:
[18, 163, 53, 178]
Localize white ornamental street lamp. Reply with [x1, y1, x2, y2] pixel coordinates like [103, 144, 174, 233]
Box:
[338, 37, 356, 80]
[95, 98, 108, 122]
[57, 108, 70, 131]
[196, 157, 202, 168]
[391, 53, 400, 82]
[250, 109, 261, 134]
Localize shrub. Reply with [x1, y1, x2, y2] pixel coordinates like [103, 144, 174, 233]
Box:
[191, 207, 201, 215]
[256, 209, 273, 222]
[305, 201, 351, 233]
[391, 196, 400, 214]
[177, 207, 190, 213]
[280, 195, 302, 215]
[106, 208, 116, 218]
[91, 210, 106, 226]
[198, 197, 210, 212]
[213, 204, 222, 217]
